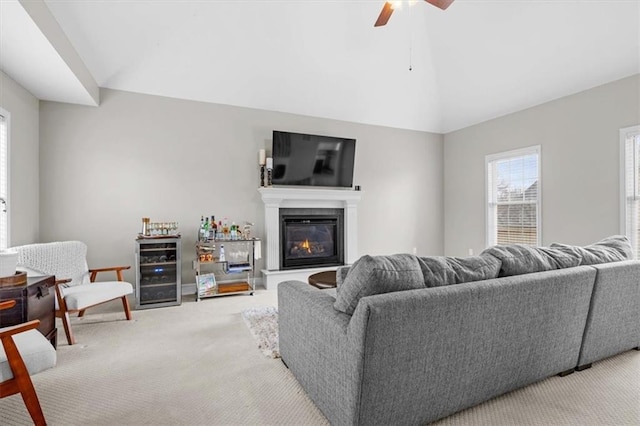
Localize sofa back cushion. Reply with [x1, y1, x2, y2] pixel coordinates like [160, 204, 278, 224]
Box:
[417, 254, 501, 287]
[550, 235, 633, 265]
[333, 253, 501, 315]
[334, 254, 424, 315]
[481, 244, 580, 277]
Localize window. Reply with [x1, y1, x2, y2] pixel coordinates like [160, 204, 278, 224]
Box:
[0, 109, 8, 250]
[486, 146, 541, 247]
[621, 126, 639, 259]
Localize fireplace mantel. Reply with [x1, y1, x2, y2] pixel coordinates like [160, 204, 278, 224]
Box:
[258, 187, 362, 289]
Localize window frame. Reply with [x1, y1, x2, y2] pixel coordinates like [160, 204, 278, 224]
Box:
[0, 107, 9, 250]
[620, 125, 639, 259]
[485, 145, 542, 248]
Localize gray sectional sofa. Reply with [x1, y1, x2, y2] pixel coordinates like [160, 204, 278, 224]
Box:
[278, 236, 640, 425]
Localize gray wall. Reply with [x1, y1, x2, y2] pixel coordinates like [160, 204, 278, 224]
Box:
[444, 74, 640, 257]
[0, 71, 40, 246]
[39, 88, 444, 286]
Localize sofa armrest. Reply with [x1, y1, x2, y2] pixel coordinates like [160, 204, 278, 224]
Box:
[278, 280, 351, 354]
[336, 265, 351, 287]
[277, 280, 364, 424]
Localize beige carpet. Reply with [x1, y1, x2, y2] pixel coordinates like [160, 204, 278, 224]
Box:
[1, 288, 638, 425]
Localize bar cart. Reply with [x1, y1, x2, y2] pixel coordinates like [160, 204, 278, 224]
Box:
[194, 238, 259, 301]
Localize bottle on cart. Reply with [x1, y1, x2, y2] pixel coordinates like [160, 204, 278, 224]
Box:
[230, 222, 237, 240]
[217, 220, 223, 240]
[222, 217, 230, 240]
[199, 216, 206, 241]
[203, 217, 210, 241]
[210, 215, 217, 240]
[219, 244, 226, 262]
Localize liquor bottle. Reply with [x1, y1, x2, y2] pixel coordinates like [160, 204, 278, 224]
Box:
[199, 216, 205, 241]
[203, 217, 210, 241]
[222, 217, 230, 240]
[219, 244, 226, 262]
[217, 220, 223, 240]
[230, 222, 237, 240]
[210, 216, 217, 240]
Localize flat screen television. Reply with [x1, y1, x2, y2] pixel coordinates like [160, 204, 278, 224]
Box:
[272, 130, 356, 188]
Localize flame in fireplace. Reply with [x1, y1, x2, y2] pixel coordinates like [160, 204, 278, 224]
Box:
[301, 239, 312, 253]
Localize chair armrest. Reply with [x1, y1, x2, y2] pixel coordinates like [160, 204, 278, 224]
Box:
[0, 319, 40, 338]
[89, 265, 131, 282]
[0, 300, 17, 311]
[55, 278, 72, 286]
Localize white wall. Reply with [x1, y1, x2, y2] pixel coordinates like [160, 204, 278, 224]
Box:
[0, 71, 40, 246]
[444, 74, 640, 257]
[39, 88, 444, 286]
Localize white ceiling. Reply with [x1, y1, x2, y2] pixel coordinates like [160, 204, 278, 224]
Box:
[2, 0, 639, 133]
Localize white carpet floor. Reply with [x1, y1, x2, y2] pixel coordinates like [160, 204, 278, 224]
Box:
[1, 288, 638, 425]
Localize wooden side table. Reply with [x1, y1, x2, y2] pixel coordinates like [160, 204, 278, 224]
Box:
[0, 275, 57, 348]
[308, 270, 337, 289]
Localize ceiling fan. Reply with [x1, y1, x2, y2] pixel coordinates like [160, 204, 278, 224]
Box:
[374, 0, 455, 27]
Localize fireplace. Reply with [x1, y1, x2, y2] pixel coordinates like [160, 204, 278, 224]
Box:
[279, 208, 344, 270]
[259, 187, 362, 289]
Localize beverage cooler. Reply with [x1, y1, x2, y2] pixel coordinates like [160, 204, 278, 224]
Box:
[135, 236, 182, 309]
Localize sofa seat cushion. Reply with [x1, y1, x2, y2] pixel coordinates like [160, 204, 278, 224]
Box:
[481, 245, 580, 277]
[550, 235, 633, 265]
[0, 328, 57, 381]
[417, 254, 501, 287]
[334, 254, 424, 315]
[60, 281, 133, 310]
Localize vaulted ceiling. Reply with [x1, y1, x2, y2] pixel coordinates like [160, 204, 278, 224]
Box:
[1, 0, 639, 133]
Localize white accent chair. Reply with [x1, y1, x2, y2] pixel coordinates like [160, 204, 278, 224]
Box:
[13, 241, 133, 345]
[0, 300, 57, 426]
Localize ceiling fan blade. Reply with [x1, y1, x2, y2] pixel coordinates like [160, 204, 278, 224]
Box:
[425, 0, 455, 10]
[374, 2, 394, 27]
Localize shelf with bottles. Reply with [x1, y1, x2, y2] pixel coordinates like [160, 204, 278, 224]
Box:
[197, 215, 254, 243]
[139, 218, 180, 238]
[138, 243, 178, 267]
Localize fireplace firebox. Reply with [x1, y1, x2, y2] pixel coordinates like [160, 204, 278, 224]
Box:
[279, 208, 344, 270]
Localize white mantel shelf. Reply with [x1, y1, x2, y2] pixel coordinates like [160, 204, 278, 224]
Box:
[258, 187, 362, 289]
[258, 187, 363, 205]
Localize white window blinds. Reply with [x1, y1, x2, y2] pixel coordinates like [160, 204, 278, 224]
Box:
[622, 126, 640, 259]
[0, 111, 7, 250]
[486, 146, 540, 247]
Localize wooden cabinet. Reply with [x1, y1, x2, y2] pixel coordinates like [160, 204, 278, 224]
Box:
[135, 236, 182, 309]
[0, 275, 57, 348]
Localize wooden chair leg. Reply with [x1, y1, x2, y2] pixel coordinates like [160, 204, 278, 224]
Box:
[20, 379, 47, 426]
[78, 309, 86, 318]
[121, 296, 132, 320]
[54, 285, 75, 345]
[59, 311, 75, 346]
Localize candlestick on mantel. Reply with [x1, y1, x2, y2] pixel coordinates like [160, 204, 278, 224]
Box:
[259, 149, 266, 166]
[266, 157, 273, 186]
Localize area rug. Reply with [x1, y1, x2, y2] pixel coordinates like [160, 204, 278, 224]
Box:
[241, 306, 280, 358]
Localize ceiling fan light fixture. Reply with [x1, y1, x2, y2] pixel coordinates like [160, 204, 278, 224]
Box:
[428, 0, 455, 10]
[375, 0, 454, 27]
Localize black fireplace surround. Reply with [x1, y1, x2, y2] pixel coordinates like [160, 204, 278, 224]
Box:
[279, 208, 344, 270]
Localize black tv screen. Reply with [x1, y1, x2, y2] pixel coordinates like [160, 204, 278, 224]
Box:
[272, 131, 356, 188]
